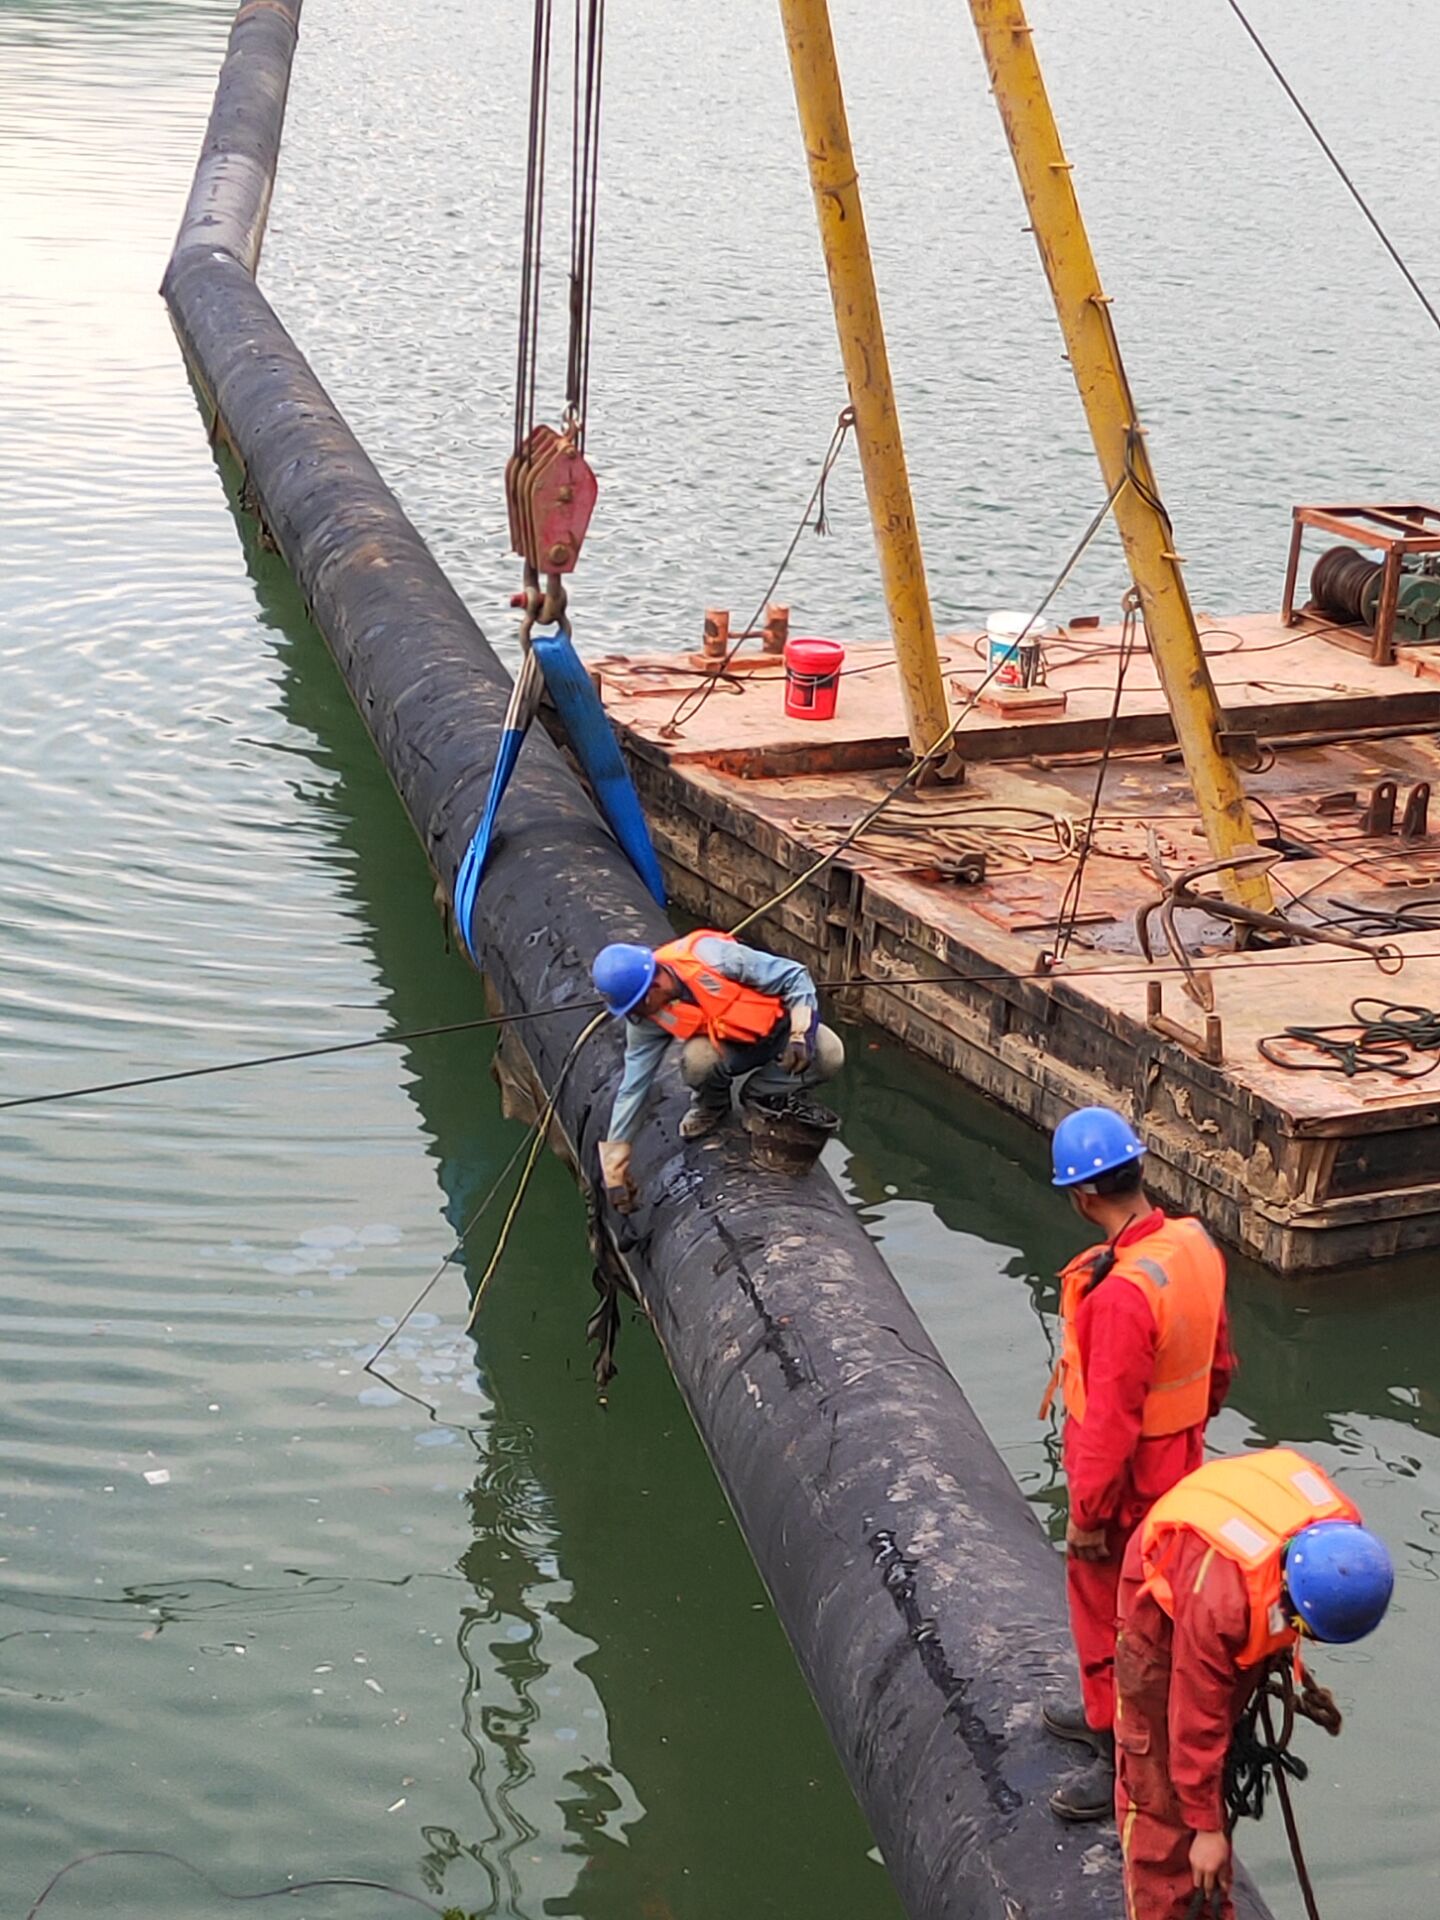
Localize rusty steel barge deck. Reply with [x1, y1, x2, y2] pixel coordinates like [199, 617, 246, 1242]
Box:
[593, 609, 1440, 1273]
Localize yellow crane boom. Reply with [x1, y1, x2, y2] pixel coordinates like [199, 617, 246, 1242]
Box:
[966, 0, 1273, 912]
[777, 0, 950, 761]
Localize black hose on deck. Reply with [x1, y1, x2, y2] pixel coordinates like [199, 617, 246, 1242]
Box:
[159, 6, 1275, 1916]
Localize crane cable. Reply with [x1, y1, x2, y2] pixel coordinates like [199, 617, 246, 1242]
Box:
[566, 0, 605, 443]
[1050, 593, 1141, 960]
[515, 0, 606, 456]
[1224, 0, 1440, 339]
[513, 0, 554, 456]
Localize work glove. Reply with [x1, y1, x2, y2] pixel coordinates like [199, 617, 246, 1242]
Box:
[1065, 1516, 1109, 1562]
[779, 1005, 818, 1078]
[598, 1139, 638, 1215]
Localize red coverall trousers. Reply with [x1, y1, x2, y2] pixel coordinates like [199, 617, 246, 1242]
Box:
[1061, 1211, 1233, 1732]
[1113, 1530, 1255, 1920]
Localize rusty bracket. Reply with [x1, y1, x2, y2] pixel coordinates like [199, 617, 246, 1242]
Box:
[1217, 728, 1263, 772]
[1361, 779, 1398, 836]
[1401, 781, 1431, 842]
[1146, 981, 1223, 1065]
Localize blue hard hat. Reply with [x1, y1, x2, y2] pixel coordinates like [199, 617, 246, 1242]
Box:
[592, 942, 657, 1017]
[1285, 1521, 1394, 1644]
[1051, 1105, 1146, 1187]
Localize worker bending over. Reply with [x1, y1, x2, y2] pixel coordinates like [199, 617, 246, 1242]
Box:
[1043, 1105, 1233, 1822]
[1116, 1447, 1392, 1918]
[592, 929, 843, 1211]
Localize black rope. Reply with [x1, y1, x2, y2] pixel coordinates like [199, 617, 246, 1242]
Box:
[23, 1847, 453, 1920]
[1224, 0, 1440, 339]
[1225, 1679, 1309, 1827]
[1258, 996, 1440, 1078]
[1222, 1660, 1338, 1920]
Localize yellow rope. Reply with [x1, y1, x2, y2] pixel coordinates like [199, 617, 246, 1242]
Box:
[463, 1009, 608, 1331]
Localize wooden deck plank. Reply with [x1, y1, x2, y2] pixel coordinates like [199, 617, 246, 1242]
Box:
[596, 611, 1440, 772]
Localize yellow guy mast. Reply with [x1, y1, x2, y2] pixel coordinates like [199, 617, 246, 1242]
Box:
[777, 0, 951, 761]
[964, 0, 1273, 910]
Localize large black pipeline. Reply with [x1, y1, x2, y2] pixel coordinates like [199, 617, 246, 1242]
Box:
[161, 7, 1273, 1917]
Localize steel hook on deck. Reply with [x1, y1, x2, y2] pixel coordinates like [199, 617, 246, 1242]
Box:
[1136, 848, 1405, 1012]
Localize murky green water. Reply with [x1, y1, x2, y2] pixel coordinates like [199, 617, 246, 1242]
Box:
[3, 2, 1437, 1916]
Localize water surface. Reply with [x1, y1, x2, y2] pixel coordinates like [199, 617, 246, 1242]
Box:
[4, 3, 1438, 1917]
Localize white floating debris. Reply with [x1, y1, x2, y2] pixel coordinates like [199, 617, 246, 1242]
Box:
[300, 1226, 357, 1249]
[143, 1469, 171, 1487]
[387, 1797, 406, 1814]
[364, 1678, 385, 1694]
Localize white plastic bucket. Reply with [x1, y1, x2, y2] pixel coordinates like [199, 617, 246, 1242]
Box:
[986, 610, 1046, 688]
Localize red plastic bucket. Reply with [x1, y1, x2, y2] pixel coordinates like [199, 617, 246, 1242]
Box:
[784, 637, 845, 721]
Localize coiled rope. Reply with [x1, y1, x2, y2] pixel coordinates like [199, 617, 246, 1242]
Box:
[1258, 997, 1440, 1078]
[1223, 1659, 1341, 1920]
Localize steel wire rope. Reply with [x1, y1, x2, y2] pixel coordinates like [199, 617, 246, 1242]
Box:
[1223, 0, 1440, 340]
[659, 407, 856, 738]
[728, 468, 1129, 937]
[4, 947, 1435, 1122]
[566, 0, 605, 440]
[0, 1004, 608, 1114]
[1050, 595, 1141, 959]
[514, 0, 555, 455]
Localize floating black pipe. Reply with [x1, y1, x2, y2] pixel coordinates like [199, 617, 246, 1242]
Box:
[161, 8, 1273, 1916]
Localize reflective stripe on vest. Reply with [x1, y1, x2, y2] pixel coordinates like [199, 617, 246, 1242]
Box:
[1137, 1448, 1360, 1668]
[1054, 1216, 1225, 1437]
[649, 930, 786, 1047]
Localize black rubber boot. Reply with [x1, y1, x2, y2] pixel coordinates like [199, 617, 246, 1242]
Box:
[679, 1100, 729, 1141]
[1042, 1699, 1107, 1752]
[1048, 1737, 1116, 1824]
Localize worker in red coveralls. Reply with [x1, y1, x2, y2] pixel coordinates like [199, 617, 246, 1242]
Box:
[1040, 1106, 1234, 1822]
[1116, 1447, 1393, 1917]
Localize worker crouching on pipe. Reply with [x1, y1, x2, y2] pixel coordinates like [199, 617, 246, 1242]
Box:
[592, 929, 844, 1212]
[1041, 1106, 1234, 1822]
[1116, 1448, 1392, 1919]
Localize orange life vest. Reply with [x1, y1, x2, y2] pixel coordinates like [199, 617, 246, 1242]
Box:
[1138, 1448, 1360, 1668]
[648, 930, 786, 1047]
[1046, 1215, 1225, 1437]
